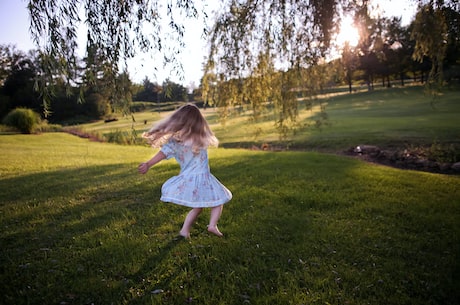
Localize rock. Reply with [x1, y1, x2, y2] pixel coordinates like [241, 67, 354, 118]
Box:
[451, 162, 460, 171]
[439, 163, 452, 171]
[354, 145, 380, 155]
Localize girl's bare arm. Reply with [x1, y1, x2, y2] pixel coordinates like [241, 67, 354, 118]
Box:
[138, 151, 166, 174]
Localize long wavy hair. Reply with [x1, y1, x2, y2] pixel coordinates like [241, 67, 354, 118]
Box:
[142, 103, 218, 152]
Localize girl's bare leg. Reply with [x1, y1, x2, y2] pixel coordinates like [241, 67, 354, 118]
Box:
[208, 205, 224, 237]
[180, 208, 203, 238]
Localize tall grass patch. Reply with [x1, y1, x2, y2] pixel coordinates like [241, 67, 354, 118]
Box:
[1, 133, 459, 304]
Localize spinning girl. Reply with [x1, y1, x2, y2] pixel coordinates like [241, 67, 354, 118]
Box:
[138, 104, 232, 238]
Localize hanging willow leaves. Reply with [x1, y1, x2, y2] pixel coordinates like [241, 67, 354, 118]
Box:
[203, 0, 344, 135]
[412, 3, 448, 97]
[27, 0, 201, 115]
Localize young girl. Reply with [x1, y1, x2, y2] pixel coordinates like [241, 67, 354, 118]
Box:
[138, 104, 232, 238]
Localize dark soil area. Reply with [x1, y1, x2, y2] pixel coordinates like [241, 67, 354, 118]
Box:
[342, 144, 460, 175]
[247, 142, 460, 175]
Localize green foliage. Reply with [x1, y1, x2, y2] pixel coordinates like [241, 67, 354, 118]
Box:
[204, 0, 340, 133]
[85, 93, 111, 118]
[428, 141, 460, 163]
[104, 129, 140, 145]
[130, 102, 156, 112]
[36, 122, 63, 133]
[2, 107, 41, 133]
[28, 0, 199, 113]
[0, 94, 12, 119]
[411, 4, 448, 94]
[133, 77, 161, 102]
[0, 133, 459, 304]
[0, 46, 41, 117]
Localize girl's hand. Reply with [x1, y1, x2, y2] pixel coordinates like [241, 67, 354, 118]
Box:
[138, 152, 165, 175]
[138, 162, 150, 174]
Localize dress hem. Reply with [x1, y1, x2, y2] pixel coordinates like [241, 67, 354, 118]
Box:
[160, 196, 231, 208]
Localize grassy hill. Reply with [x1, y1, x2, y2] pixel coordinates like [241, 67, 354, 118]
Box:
[76, 85, 460, 153]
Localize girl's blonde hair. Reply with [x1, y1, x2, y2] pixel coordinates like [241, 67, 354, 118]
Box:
[142, 103, 218, 152]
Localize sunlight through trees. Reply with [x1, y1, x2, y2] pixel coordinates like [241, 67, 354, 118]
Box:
[9, 1, 459, 134]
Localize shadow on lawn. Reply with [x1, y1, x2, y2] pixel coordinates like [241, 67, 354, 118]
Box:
[0, 153, 327, 303]
[2, 153, 458, 304]
[0, 164, 190, 303]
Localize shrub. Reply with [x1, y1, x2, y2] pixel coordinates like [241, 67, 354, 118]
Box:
[428, 142, 460, 163]
[105, 129, 132, 145]
[2, 108, 41, 134]
[104, 129, 142, 145]
[37, 122, 63, 132]
[86, 93, 111, 118]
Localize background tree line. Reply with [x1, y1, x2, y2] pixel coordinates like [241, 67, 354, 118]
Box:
[0, 45, 192, 124]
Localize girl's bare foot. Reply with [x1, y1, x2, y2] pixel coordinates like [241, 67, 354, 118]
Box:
[207, 225, 223, 237]
[179, 230, 190, 239]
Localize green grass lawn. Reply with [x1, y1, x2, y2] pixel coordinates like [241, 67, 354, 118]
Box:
[1, 133, 459, 304]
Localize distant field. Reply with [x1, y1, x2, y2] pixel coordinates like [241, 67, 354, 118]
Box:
[77, 85, 460, 152]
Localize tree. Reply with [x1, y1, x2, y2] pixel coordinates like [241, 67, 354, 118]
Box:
[0, 46, 41, 118]
[341, 42, 359, 93]
[27, 0, 355, 134]
[203, 0, 353, 133]
[352, 3, 380, 91]
[442, 5, 460, 81]
[0, 45, 17, 87]
[412, 3, 448, 92]
[161, 79, 188, 102]
[411, 1, 460, 90]
[134, 77, 161, 102]
[383, 17, 412, 86]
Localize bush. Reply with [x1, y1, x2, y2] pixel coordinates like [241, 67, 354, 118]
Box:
[86, 93, 111, 118]
[104, 129, 143, 145]
[37, 122, 63, 133]
[428, 142, 460, 163]
[105, 129, 140, 145]
[2, 108, 41, 133]
[130, 102, 156, 112]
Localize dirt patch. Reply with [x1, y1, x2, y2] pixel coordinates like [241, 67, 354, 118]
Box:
[250, 142, 460, 175]
[64, 128, 103, 142]
[343, 144, 460, 175]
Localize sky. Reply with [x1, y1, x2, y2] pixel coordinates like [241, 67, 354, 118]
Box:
[0, 0, 417, 88]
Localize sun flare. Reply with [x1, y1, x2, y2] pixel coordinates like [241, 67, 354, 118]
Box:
[336, 15, 360, 47]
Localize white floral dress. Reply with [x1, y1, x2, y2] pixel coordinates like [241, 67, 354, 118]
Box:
[159, 139, 232, 208]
